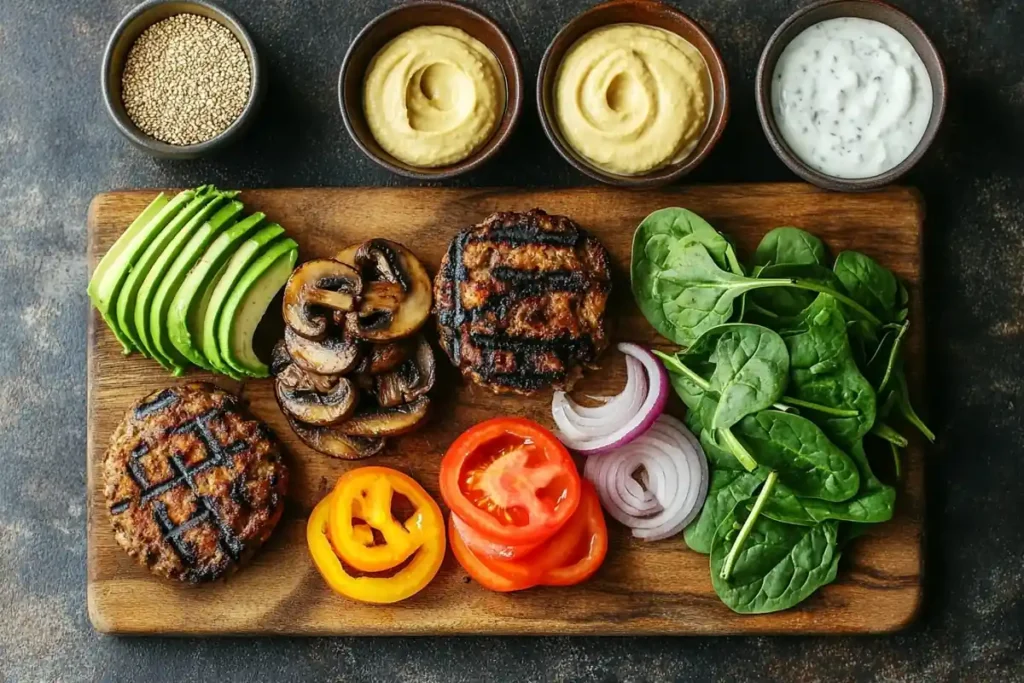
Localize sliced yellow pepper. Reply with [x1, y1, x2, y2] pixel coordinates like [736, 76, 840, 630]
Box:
[307, 467, 445, 604]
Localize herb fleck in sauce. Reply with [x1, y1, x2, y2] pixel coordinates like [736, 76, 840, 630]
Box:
[771, 17, 933, 179]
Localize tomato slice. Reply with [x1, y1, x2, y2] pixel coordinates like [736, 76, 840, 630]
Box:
[450, 483, 607, 592]
[440, 417, 581, 546]
[540, 482, 608, 587]
[450, 513, 543, 561]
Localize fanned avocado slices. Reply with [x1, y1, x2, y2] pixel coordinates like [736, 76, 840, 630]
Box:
[219, 238, 298, 377]
[149, 199, 244, 375]
[167, 212, 266, 370]
[92, 185, 300, 379]
[199, 224, 285, 378]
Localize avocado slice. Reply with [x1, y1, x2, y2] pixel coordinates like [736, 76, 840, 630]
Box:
[167, 212, 266, 372]
[125, 189, 221, 365]
[89, 190, 197, 354]
[88, 193, 168, 351]
[218, 239, 298, 377]
[148, 199, 244, 375]
[199, 224, 286, 377]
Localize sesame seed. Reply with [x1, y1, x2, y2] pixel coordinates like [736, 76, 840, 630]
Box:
[121, 14, 251, 146]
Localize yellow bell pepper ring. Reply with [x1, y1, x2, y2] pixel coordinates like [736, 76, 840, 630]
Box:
[328, 467, 439, 573]
[307, 467, 446, 604]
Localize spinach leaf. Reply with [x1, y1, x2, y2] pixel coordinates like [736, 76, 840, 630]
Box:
[681, 324, 790, 430]
[781, 294, 877, 451]
[732, 410, 861, 501]
[631, 208, 744, 340]
[753, 227, 828, 268]
[762, 442, 895, 526]
[833, 251, 900, 322]
[710, 510, 841, 614]
[684, 468, 769, 554]
[652, 244, 804, 345]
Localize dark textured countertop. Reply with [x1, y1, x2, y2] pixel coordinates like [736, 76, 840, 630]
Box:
[1, 0, 1021, 680]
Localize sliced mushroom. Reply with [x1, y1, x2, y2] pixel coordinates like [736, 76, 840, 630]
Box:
[283, 259, 374, 340]
[343, 240, 432, 342]
[276, 372, 358, 427]
[337, 396, 431, 437]
[373, 338, 436, 408]
[271, 340, 340, 392]
[353, 338, 414, 375]
[270, 340, 294, 377]
[286, 417, 386, 460]
[284, 326, 362, 376]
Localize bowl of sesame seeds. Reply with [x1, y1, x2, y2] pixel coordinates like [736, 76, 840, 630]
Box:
[102, 0, 264, 159]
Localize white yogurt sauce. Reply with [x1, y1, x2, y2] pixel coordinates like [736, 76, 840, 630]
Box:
[771, 17, 933, 179]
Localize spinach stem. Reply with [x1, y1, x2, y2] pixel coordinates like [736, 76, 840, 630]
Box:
[890, 442, 902, 479]
[717, 427, 759, 472]
[721, 470, 779, 581]
[898, 373, 936, 442]
[870, 422, 909, 448]
[653, 350, 711, 392]
[784, 279, 883, 327]
[878, 321, 910, 392]
[780, 396, 860, 417]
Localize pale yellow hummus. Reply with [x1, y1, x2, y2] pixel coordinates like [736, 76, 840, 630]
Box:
[363, 26, 506, 168]
[554, 24, 711, 175]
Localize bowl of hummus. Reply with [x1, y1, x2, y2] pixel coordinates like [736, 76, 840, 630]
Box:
[538, 0, 730, 187]
[340, 0, 523, 179]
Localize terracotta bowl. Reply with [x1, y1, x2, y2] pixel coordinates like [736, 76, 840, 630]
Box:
[339, 0, 524, 180]
[756, 0, 947, 191]
[102, 0, 264, 159]
[537, 0, 730, 188]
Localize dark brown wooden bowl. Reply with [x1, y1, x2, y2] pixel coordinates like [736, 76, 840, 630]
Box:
[339, 0, 523, 180]
[102, 0, 264, 159]
[756, 0, 947, 192]
[537, 0, 730, 188]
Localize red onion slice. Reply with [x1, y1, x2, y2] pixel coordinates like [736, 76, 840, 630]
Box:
[584, 414, 709, 542]
[552, 343, 668, 454]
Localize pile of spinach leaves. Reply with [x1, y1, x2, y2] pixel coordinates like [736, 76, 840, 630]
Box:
[631, 209, 933, 614]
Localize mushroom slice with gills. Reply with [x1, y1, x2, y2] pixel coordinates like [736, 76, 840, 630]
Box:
[282, 259, 373, 340]
[374, 338, 436, 408]
[275, 363, 357, 427]
[271, 339, 340, 392]
[338, 396, 431, 437]
[286, 417, 386, 461]
[270, 339, 293, 377]
[284, 326, 362, 375]
[353, 337, 414, 375]
[343, 240, 433, 343]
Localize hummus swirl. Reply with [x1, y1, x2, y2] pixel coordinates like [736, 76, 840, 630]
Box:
[554, 24, 711, 175]
[363, 26, 505, 168]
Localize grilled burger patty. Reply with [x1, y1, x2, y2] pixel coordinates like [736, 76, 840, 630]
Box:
[434, 209, 612, 394]
[103, 383, 288, 583]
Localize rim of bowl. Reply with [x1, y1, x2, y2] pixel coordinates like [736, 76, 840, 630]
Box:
[101, 0, 264, 159]
[338, 0, 524, 180]
[536, 0, 730, 188]
[755, 0, 948, 192]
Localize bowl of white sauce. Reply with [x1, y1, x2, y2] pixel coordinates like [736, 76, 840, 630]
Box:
[756, 0, 946, 191]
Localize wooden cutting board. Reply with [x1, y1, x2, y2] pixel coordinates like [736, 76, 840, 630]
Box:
[87, 184, 926, 636]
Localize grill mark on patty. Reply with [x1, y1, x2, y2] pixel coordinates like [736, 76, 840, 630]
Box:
[470, 214, 580, 247]
[134, 388, 179, 419]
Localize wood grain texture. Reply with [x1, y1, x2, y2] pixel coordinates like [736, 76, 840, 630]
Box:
[86, 184, 926, 636]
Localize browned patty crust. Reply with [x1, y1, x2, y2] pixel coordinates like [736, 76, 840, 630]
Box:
[433, 209, 612, 394]
[103, 383, 288, 583]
